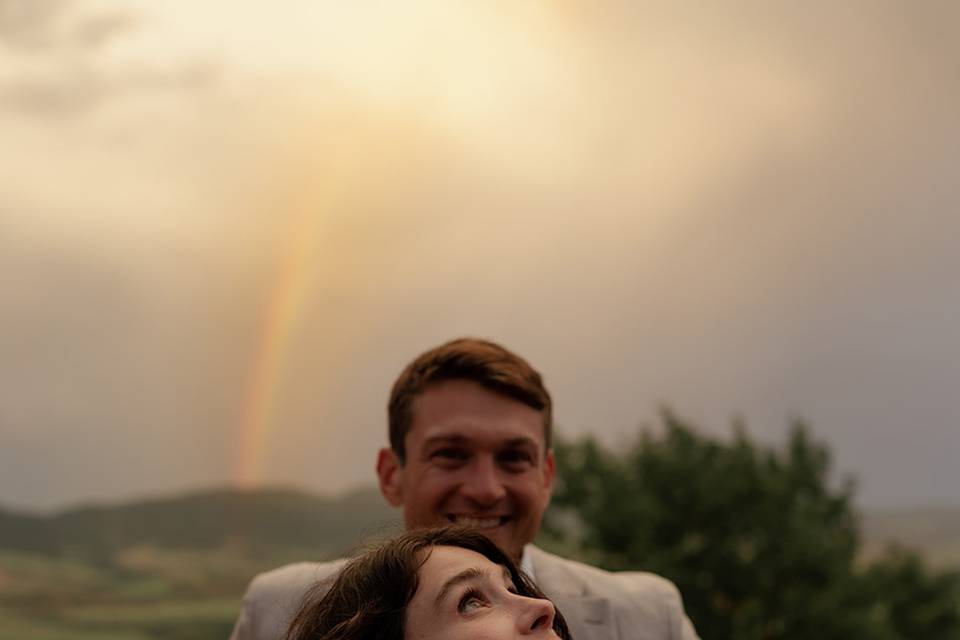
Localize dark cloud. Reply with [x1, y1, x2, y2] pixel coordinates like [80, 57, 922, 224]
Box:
[0, 1, 217, 118]
[0, 0, 136, 51]
[0, 60, 221, 116]
[71, 11, 137, 49]
[0, 0, 70, 50]
[0, 69, 104, 115]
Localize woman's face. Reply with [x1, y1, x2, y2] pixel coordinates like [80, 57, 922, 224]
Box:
[405, 545, 560, 640]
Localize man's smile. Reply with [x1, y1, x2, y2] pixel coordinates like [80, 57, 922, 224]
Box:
[446, 514, 512, 529]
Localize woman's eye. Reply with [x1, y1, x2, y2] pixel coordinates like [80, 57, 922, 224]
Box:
[458, 591, 486, 613]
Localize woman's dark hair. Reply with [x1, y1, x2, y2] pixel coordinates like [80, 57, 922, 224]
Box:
[284, 527, 572, 640]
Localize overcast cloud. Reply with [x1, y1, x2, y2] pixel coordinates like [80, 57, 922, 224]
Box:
[1, 0, 958, 510]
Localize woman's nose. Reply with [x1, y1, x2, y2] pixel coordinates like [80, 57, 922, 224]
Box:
[517, 595, 556, 634]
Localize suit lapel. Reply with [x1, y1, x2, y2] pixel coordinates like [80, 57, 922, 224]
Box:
[551, 594, 617, 640]
[528, 546, 618, 640]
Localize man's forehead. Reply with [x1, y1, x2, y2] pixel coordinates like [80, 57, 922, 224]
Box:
[409, 380, 545, 429]
[412, 380, 541, 417]
[419, 430, 541, 448]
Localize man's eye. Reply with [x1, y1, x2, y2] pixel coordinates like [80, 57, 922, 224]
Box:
[432, 448, 467, 460]
[498, 450, 533, 467]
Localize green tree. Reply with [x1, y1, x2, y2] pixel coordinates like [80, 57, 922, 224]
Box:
[857, 547, 960, 639]
[543, 411, 960, 640]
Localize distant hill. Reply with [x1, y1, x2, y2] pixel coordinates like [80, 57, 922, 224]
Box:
[860, 506, 960, 569]
[1, 487, 957, 569]
[0, 486, 400, 564]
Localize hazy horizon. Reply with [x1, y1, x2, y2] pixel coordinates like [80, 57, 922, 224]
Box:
[3, 1, 958, 512]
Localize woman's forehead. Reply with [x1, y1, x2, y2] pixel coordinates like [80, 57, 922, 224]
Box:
[416, 545, 513, 596]
[422, 545, 497, 576]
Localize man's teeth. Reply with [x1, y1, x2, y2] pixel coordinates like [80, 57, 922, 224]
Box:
[453, 516, 501, 528]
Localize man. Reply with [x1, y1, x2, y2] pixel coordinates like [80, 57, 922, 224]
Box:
[230, 338, 699, 640]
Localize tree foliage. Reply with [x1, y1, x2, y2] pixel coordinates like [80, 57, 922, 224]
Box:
[544, 411, 960, 640]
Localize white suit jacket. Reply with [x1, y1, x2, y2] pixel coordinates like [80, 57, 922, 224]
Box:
[229, 545, 699, 640]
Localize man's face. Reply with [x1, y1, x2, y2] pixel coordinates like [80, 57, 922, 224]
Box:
[377, 379, 555, 560]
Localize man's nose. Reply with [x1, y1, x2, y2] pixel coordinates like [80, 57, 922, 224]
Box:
[459, 457, 507, 505]
[516, 595, 556, 635]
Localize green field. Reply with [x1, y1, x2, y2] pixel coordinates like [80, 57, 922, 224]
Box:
[0, 548, 245, 640]
[0, 488, 400, 640]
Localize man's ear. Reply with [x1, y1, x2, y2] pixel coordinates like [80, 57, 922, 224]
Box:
[543, 448, 557, 494]
[376, 447, 404, 507]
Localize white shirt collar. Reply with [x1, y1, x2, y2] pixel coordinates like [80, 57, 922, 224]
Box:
[520, 544, 536, 582]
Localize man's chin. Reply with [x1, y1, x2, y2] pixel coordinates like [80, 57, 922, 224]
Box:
[482, 529, 513, 552]
[438, 517, 523, 559]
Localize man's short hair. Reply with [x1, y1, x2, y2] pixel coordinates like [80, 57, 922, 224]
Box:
[387, 337, 553, 463]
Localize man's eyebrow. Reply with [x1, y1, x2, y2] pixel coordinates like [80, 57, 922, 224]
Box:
[420, 435, 539, 448]
[422, 434, 469, 446]
[434, 567, 485, 611]
[501, 437, 538, 450]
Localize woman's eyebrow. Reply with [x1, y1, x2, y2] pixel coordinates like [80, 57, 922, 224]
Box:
[433, 565, 519, 611]
[434, 567, 486, 610]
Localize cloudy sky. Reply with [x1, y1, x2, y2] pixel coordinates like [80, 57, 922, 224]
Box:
[2, 0, 958, 511]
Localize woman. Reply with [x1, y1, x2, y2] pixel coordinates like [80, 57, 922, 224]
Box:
[285, 527, 573, 640]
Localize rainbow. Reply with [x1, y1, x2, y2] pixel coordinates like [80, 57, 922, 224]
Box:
[235, 209, 319, 487]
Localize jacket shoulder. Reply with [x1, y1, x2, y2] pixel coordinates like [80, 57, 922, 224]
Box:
[230, 559, 348, 640]
[247, 559, 346, 598]
[534, 547, 680, 601]
[531, 547, 695, 637]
